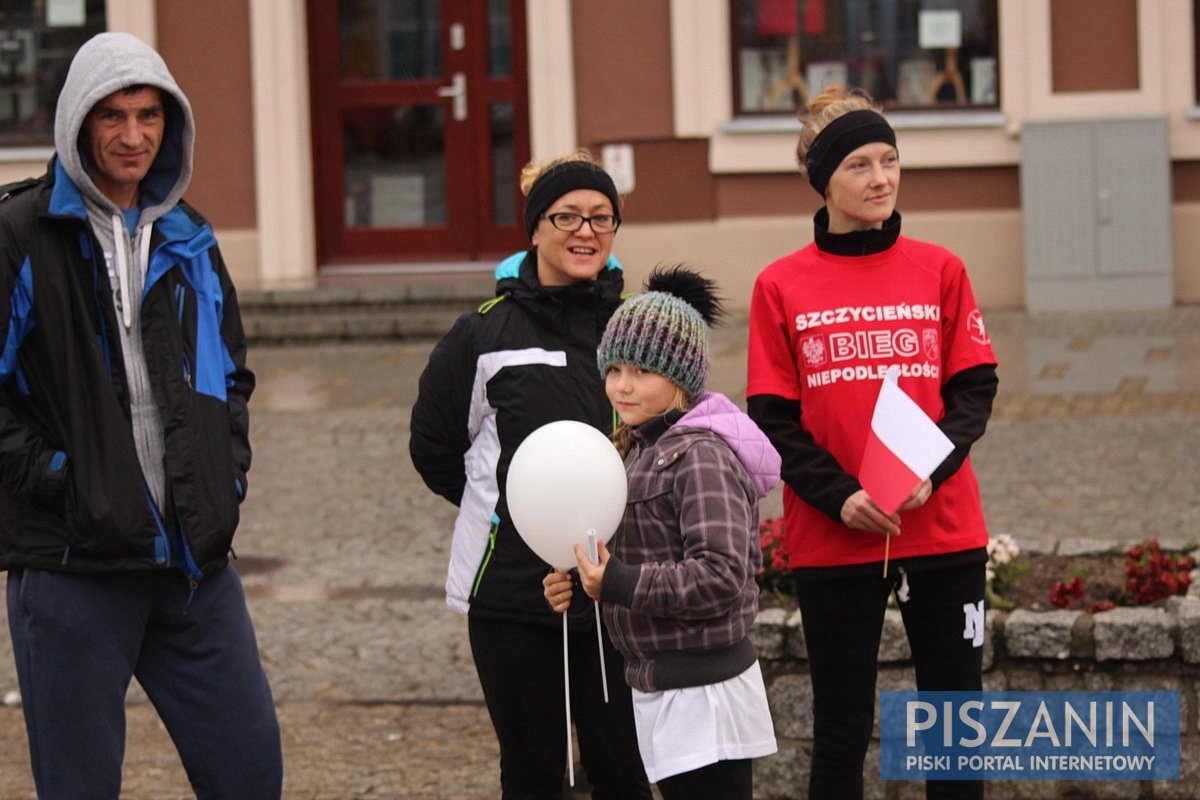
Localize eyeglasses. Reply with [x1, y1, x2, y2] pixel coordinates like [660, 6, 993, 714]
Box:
[540, 212, 621, 234]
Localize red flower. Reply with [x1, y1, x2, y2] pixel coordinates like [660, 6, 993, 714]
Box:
[1049, 577, 1085, 609]
[1121, 539, 1195, 605]
[756, 517, 793, 598]
[1047, 540, 1194, 612]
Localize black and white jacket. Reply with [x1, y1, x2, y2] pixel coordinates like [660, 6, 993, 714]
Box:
[410, 250, 624, 624]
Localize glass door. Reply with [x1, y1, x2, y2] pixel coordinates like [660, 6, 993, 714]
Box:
[308, 0, 529, 264]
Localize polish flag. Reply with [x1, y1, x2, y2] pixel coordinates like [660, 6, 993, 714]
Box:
[859, 366, 954, 515]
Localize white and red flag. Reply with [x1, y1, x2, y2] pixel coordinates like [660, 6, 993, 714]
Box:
[859, 366, 954, 515]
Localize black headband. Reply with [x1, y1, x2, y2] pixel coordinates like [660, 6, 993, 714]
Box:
[524, 161, 621, 240]
[805, 109, 897, 196]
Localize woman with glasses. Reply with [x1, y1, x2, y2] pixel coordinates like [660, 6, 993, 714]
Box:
[746, 85, 997, 800]
[410, 151, 651, 799]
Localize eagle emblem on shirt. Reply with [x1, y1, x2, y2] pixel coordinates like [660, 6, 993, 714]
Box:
[801, 334, 827, 367]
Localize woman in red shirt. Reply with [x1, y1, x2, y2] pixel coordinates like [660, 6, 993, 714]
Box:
[746, 85, 998, 800]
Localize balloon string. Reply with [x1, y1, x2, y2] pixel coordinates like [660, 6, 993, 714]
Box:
[594, 600, 609, 703]
[586, 528, 609, 705]
[563, 612, 574, 786]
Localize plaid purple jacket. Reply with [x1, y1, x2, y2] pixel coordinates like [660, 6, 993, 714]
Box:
[601, 393, 781, 692]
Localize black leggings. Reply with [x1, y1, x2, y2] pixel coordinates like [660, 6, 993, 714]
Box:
[656, 758, 752, 800]
[468, 612, 651, 800]
[794, 561, 986, 800]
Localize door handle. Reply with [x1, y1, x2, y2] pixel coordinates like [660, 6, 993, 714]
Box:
[436, 72, 467, 121]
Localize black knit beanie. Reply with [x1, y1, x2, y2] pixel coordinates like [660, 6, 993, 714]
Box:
[523, 161, 620, 241]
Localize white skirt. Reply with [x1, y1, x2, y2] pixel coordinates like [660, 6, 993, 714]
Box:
[630, 660, 778, 784]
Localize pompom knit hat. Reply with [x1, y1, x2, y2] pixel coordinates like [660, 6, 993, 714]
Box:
[596, 266, 723, 401]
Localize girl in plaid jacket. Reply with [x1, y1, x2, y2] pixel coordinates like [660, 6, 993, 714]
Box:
[545, 266, 781, 800]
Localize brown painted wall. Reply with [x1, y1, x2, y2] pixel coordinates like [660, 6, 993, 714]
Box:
[1173, 162, 1200, 202]
[572, 0, 674, 149]
[1050, 0, 1139, 93]
[716, 174, 821, 218]
[715, 167, 1021, 218]
[155, 0, 256, 228]
[619, 139, 716, 223]
[901, 167, 1021, 211]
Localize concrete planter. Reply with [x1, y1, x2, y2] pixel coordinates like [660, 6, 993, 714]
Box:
[750, 598, 1200, 800]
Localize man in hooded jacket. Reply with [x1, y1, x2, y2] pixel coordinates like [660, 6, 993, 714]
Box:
[0, 32, 282, 799]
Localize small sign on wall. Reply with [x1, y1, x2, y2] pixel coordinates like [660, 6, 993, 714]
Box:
[602, 144, 635, 195]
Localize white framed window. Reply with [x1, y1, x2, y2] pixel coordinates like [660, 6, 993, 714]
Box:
[731, 0, 999, 114]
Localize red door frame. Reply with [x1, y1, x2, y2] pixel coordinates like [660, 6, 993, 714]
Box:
[306, 1, 530, 266]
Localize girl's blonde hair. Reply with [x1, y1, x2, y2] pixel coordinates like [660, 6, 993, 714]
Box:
[611, 384, 692, 459]
[795, 84, 882, 177]
[519, 148, 605, 196]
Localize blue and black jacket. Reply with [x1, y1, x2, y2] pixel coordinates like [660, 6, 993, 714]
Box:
[0, 162, 253, 578]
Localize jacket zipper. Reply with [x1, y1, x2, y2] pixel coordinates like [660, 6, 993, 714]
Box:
[470, 514, 501, 598]
[175, 284, 194, 390]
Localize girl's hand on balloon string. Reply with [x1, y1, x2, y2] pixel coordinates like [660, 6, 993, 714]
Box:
[573, 540, 609, 601]
[543, 570, 574, 614]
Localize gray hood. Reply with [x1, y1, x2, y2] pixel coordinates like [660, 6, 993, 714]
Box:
[53, 31, 194, 219]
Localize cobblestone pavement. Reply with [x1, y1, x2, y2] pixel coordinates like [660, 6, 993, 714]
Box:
[1, 307, 1198, 798]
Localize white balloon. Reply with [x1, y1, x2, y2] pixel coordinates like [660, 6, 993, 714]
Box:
[506, 420, 628, 569]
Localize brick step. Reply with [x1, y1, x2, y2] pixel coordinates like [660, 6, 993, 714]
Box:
[239, 285, 492, 345]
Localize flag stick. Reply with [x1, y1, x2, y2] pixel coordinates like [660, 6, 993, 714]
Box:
[883, 532, 891, 578]
[563, 613, 574, 787]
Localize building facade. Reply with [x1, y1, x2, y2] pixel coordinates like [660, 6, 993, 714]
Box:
[2, 0, 1198, 311]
